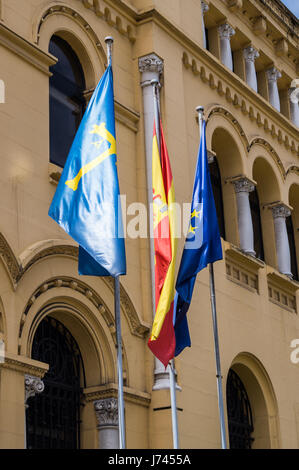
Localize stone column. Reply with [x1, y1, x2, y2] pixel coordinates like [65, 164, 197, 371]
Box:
[289, 87, 299, 127]
[243, 46, 259, 92]
[24, 375, 44, 448]
[201, 0, 209, 49]
[232, 177, 256, 256]
[94, 398, 119, 449]
[266, 67, 282, 112]
[271, 204, 292, 277]
[218, 23, 235, 71]
[139, 54, 174, 390]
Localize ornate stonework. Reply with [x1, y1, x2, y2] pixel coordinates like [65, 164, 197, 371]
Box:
[94, 398, 118, 427]
[243, 45, 259, 63]
[232, 177, 255, 194]
[25, 374, 45, 403]
[271, 204, 291, 219]
[266, 67, 282, 83]
[201, 0, 209, 15]
[218, 23, 235, 40]
[138, 54, 164, 75]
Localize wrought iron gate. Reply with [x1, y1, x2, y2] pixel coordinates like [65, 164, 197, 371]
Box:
[26, 316, 84, 449]
[226, 369, 254, 449]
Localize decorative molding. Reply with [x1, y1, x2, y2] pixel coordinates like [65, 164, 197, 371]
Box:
[18, 275, 149, 349]
[84, 383, 151, 408]
[36, 2, 136, 46]
[266, 66, 282, 83]
[138, 54, 163, 73]
[218, 23, 235, 40]
[271, 203, 291, 219]
[25, 374, 45, 403]
[0, 352, 49, 378]
[207, 106, 249, 150]
[201, 0, 209, 15]
[248, 138, 286, 180]
[94, 398, 118, 427]
[0, 22, 56, 76]
[243, 45, 259, 63]
[0, 234, 149, 342]
[232, 177, 255, 193]
[182, 52, 299, 157]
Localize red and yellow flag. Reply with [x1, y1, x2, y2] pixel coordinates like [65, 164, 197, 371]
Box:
[148, 121, 177, 367]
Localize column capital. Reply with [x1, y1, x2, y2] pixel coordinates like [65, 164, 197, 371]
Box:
[232, 176, 255, 193]
[25, 374, 44, 403]
[201, 0, 209, 14]
[138, 54, 163, 75]
[289, 87, 299, 104]
[218, 23, 235, 40]
[266, 66, 281, 82]
[243, 45, 259, 63]
[271, 203, 291, 219]
[94, 398, 118, 428]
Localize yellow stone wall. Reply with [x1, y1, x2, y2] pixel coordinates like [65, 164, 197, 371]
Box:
[0, 0, 298, 449]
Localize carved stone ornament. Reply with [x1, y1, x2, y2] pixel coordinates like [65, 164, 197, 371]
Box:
[25, 374, 45, 403]
[138, 54, 164, 75]
[243, 45, 259, 63]
[94, 398, 118, 427]
[232, 177, 255, 193]
[266, 67, 282, 83]
[201, 0, 209, 14]
[271, 204, 291, 219]
[218, 23, 235, 40]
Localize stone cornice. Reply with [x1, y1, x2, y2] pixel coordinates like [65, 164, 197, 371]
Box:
[0, 352, 49, 378]
[83, 383, 151, 408]
[182, 51, 299, 156]
[0, 22, 56, 75]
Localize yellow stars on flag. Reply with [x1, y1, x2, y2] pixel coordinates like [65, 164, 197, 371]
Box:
[188, 207, 201, 236]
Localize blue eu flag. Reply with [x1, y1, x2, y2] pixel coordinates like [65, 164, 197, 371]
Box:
[174, 119, 222, 356]
[48, 65, 126, 277]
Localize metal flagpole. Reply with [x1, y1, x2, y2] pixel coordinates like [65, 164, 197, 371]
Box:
[152, 78, 180, 449]
[196, 105, 228, 450]
[105, 36, 126, 450]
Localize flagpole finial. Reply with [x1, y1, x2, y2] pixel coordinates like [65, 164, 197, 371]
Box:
[196, 106, 204, 119]
[105, 36, 114, 66]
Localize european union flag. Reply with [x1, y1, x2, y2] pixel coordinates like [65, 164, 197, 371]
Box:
[174, 119, 222, 356]
[48, 65, 126, 277]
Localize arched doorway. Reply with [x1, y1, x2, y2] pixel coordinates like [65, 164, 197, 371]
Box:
[26, 316, 85, 449]
[226, 369, 254, 449]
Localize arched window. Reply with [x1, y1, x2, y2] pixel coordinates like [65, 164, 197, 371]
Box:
[249, 187, 264, 261]
[286, 215, 299, 281]
[26, 316, 85, 449]
[209, 157, 226, 239]
[49, 35, 86, 167]
[226, 369, 254, 449]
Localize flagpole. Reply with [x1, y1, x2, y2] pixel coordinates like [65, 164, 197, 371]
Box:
[196, 105, 228, 450]
[105, 35, 126, 450]
[152, 78, 180, 449]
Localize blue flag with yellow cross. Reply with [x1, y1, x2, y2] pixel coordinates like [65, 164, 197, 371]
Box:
[48, 65, 126, 277]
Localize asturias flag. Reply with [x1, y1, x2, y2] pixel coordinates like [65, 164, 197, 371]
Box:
[148, 121, 177, 368]
[48, 65, 126, 277]
[174, 119, 223, 356]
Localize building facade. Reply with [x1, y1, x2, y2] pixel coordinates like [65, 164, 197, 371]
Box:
[0, 0, 298, 449]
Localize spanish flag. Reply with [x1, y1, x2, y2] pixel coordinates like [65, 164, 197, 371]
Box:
[148, 120, 177, 368]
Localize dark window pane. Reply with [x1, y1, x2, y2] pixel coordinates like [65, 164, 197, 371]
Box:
[249, 188, 264, 261]
[26, 317, 84, 449]
[226, 369, 254, 449]
[49, 36, 86, 167]
[286, 216, 298, 281]
[209, 158, 226, 239]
